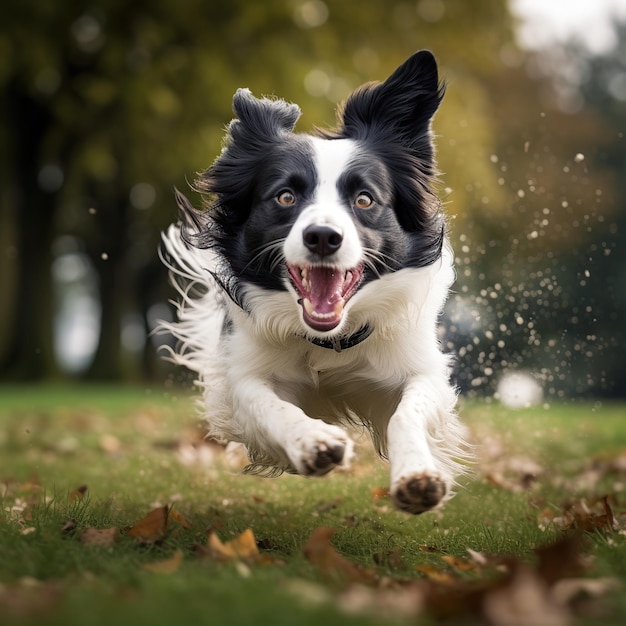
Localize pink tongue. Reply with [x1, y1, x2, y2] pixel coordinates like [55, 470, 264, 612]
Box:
[308, 267, 345, 314]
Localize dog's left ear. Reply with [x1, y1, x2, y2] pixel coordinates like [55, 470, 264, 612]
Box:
[226, 88, 301, 145]
[337, 50, 444, 151]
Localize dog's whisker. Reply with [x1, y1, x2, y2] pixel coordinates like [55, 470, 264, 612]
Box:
[362, 247, 398, 277]
[240, 239, 286, 276]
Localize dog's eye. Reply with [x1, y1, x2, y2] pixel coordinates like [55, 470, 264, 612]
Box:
[277, 190, 296, 206]
[354, 193, 373, 209]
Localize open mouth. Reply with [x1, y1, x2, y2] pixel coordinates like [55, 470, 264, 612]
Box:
[287, 263, 364, 332]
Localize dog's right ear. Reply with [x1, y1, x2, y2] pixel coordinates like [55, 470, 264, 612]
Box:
[336, 50, 444, 153]
[226, 88, 301, 145]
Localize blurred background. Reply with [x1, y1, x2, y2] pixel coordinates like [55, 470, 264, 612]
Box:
[0, 0, 624, 403]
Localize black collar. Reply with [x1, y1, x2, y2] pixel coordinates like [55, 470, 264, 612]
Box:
[305, 324, 373, 353]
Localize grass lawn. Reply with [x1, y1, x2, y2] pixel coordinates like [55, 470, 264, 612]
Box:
[1, 385, 625, 625]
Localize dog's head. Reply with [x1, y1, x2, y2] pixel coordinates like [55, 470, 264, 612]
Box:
[180, 50, 445, 337]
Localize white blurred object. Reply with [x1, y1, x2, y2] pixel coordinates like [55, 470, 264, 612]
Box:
[496, 371, 543, 408]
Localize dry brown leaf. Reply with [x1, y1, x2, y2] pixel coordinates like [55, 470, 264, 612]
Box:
[298, 526, 616, 626]
[198, 528, 262, 563]
[61, 519, 77, 535]
[551, 577, 620, 605]
[441, 555, 479, 573]
[302, 527, 376, 585]
[415, 564, 458, 583]
[373, 548, 405, 570]
[486, 472, 527, 493]
[370, 487, 389, 501]
[609, 450, 626, 472]
[338, 583, 425, 619]
[482, 563, 570, 626]
[544, 496, 619, 534]
[483, 455, 543, 493]
[170, 509, 193, 529]
[535, 532, 588, 585]
[127, 505, 169, 542]
[80, 527, 119, 547]
[18, 475, 42, 494]
[68, 485, 88, 503]
[99, 434, 121, 455]
[142, 549, 184, 574]
[466, 548, 489, 566]
[0, 579, 64, 617]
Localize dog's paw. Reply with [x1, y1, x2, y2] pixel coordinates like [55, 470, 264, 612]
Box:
[390, 473, 448, 514]
[288, 424, 353, 476]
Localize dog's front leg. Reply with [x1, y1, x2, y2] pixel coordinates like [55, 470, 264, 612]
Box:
[232, 378, 353, 476]
[387, 376, 457, 514]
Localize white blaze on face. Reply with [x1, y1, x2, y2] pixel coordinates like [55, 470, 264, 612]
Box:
[283, 137, 362, 270]
[283, 137, 365, 332]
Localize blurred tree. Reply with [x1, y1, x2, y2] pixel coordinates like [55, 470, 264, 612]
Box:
[445, 22, 624, 399]
[0, 0, 517, 381]
[572, 23, 626, 396]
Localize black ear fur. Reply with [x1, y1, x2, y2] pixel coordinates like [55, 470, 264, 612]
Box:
[193, 90, 301, 235]
[227, 88, 301, 144]
[338, 50, 444, 148]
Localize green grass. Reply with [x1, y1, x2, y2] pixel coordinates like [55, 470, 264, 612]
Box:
[1, 386, 625, 625]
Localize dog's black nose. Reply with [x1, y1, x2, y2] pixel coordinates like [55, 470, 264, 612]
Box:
[303, 225, 343, 257]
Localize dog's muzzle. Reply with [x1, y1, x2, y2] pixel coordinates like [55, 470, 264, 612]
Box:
[287, 262, 364, 332]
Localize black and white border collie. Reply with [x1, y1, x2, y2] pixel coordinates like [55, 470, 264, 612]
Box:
[160, 50, 468, 514]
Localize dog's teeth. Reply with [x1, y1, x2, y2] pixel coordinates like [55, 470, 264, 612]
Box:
[303, 298, 342, 320]
[301, 267, 310, 290]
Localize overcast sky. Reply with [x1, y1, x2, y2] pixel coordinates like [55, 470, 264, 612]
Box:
[511, 0, 626, 54]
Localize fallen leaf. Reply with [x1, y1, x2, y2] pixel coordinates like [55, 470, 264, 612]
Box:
[545, 496, 620, 534]
[466, 548, 489, 566]
[370, 487, 389, 501]
[283, 578, 332, 607]
[198, 528, 263, 563]
[608, 450, 626, 472]
[0, 579, 64, 617]
[80, 527, 119, 547]
[483, 562, 571, 626]
[142, 549, 184, 574]
[419, 545, 439, 553]
[441, 555, 479, 573]
[127, 505, 169, 543]
[373, 548, 405, 570]
[338, 582, 424, 619]
[68, 485, 88, 503]
[551, 577, 620, 605]
[99, 434, 121, 455]
[18, 476, 42, 494]
[230, 528, 260, 557]
[302, 527, 376, 585]
[415, 564, 457, 584]
[170, 509, 193, 529]
[61, 519, 77, 535]
[535, 532, 588, 585]
[484, 456, 543, 492]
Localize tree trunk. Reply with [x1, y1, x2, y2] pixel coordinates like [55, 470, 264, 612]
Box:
[0, 83, 61, 380]
[83, 184, 130, 381]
